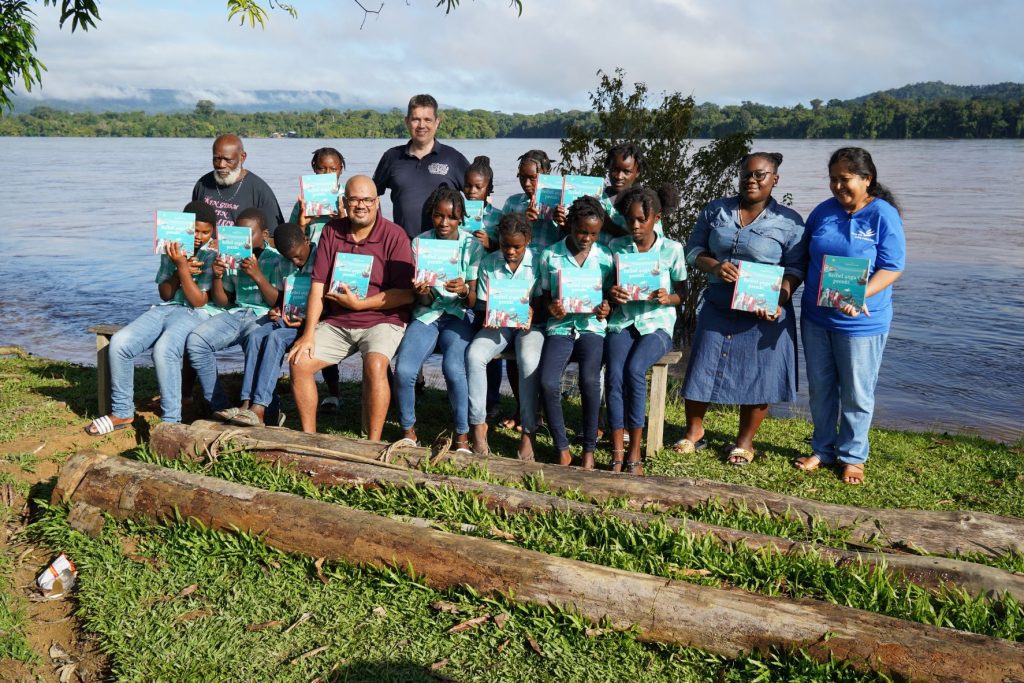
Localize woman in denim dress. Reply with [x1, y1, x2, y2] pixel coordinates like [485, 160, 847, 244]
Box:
[674, 153, 807, 465]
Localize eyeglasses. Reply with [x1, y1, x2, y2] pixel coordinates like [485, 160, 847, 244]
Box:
[739, 169, 775, 182]
[344, 196, 378, 207]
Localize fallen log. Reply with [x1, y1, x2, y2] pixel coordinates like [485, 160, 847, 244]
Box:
[150, 422, 1024, 603]
[53, 453, 1024, 682]
[157, 421, 1024, 559]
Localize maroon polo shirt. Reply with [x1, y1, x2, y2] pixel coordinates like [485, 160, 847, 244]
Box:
[311, 212, 414, 329]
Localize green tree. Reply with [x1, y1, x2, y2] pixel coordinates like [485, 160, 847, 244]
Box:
[559, 68, 750, 341]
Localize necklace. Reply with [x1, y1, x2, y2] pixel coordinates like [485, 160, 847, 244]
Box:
[215, 172, 246, 203]
[737, 200, 767, 228]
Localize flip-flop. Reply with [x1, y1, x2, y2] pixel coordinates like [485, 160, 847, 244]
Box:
[213, 407, 242, 421]
[318, 396, 341, 414]
[227, 409, 262, 427]
[726, 447, 755, 466]
[84, 415, 130, 437]
[671, 437, 707, 454]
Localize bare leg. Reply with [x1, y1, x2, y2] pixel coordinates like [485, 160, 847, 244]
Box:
[683, 399, 709, 442]
[558, 448, 573, 466]
[581, 451, 595, 470]
[625, 427, 644, 475]
[609, 428, 625, 473]
[363, 352, 391, 442]
[471, 423, 489, 455]
[518, 432, 536, 461]
[736, 404, 769, 452]
[290, 354, 331, 433]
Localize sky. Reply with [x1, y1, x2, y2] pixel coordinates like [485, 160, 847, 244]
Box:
[17, 0, 1024, 113]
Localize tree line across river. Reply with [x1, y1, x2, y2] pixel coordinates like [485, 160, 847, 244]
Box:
[5, 86, 1024, 139]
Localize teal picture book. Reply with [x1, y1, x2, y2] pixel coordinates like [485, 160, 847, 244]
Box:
[415, 239, 461, 288]
[558, 267, 604, 314]
[560, 174, 605, 207]
[216, 224, 253, 270]
[615, 251, 662, 301]
[731, 261, 784, 313]
[534, 174, 564, 220]
[462, 199, 486, 233]
[282, 273, 312, 321]
[301, 173, 342, 217]
[485, 279, 532, 328]
[154, 210, 196, 255]
[331, 253, 374, 299]
[817, 255, 870, 310]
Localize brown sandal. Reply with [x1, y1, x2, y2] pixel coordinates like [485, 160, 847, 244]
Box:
[794, 455, 823, 471]
[841, 462, 865, 485]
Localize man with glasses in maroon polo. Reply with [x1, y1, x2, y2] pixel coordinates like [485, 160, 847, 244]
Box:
[287, 175, 415, 438]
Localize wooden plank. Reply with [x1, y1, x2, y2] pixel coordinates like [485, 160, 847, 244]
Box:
[54, 452, 1024, 683]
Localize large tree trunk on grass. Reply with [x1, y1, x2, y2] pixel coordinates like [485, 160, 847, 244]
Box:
[146, 425, 1024, 603]
[157, 421, 1024, 559]
[53, 452, 1024, 683]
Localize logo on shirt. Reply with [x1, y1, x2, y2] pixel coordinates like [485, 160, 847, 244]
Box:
[852, 227, 877, 241]
[428, 163, 450, 176]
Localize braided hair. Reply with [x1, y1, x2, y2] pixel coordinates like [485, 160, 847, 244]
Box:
[497, 212, 533, 241]
[311, 147, 345, 172]
[614, 183, 680, 221]
[739, 151, 782, 172]
[567, 195, 606, 230]
[517, 149, 553, 175]
[465, 155, 495, 197]
[423, 183, 466, 228]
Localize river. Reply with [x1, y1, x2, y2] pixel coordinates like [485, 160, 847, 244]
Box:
[0, 137, 1020, 441]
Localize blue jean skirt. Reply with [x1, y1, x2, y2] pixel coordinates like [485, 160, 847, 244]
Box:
[682, 293, 798, 405]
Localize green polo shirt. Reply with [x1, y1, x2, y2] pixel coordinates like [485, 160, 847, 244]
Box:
[155, 248, 217, 311]
[538, 238, 614, 337]
[501, 193, 562, 254]
[607, 235, 687, 336]
[412, 228, 484, 325]
[223, 246, 285, 316]
[476, 248, 540, 317]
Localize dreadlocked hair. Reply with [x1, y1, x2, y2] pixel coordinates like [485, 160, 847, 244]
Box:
[517, 149, 553, 174]
[465, 155, 495, 197]
[567, 195, 606, 229]
[614, 183, 680, 221]
[423, 183, 466, 227]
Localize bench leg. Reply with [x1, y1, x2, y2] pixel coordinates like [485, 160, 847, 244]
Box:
[646, 365, 669, 459]
[96, 334, 112, 417]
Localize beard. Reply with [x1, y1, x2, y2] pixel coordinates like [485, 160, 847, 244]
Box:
[214, 166, 243, 187]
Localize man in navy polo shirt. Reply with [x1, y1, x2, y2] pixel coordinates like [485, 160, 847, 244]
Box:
[373, 94, 470, 239]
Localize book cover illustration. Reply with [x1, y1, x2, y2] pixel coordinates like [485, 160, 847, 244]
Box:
[615, 251, 662, 301]
[415, 239, 461, 289]
[558, 267, 604, 314]
[731, 261, 784, 314]
[817, 255, 870, 310]
[154, 210, 196, 255]
[485, 279, 532, 328]
[533, 174, 564, 220]
[560, 174, 605, 207]
[301, 173, 342, 217]
[282, 273, 312, 321]
[330, 253, 374, 299]
[462, 199, 486, 233]
[216, 224, 253, 270]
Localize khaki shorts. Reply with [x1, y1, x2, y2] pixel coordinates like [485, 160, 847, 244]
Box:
[312, 322, 405, 364]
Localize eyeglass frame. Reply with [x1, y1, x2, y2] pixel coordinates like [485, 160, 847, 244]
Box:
[344, 195, 379, 207]
[738, 169, 777, 182]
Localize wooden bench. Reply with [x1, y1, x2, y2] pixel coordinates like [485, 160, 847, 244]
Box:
[88, 324, 683, 456]
[88, 324, 124, 416]
[492, 349, 683, 458]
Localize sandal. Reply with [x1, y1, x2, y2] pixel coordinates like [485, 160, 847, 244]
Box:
[213, 407, 242, 421]
[671, 437, 707, 454]
[841, 463, 865, 485]
[726, 447, 755, 466]
[318, 396, 341, 414]
[228, 409, 262, 427]
[84, 415, 130, 437]
[794, 455, 823, 471]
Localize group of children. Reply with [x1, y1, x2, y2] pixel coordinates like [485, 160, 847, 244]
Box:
[87, 143, 687, 475]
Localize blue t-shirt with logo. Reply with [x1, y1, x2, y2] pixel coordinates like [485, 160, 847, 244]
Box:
[801, 197, 906, 336]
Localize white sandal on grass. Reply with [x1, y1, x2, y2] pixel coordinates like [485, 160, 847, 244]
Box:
[84, 415, 129, 437]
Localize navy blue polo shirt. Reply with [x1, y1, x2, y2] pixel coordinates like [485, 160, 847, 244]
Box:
[372, 140, 469, 239]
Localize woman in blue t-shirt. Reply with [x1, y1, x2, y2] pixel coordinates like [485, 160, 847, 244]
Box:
[795, 148, 906, 485]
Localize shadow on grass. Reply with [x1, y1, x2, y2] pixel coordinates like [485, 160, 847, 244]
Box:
[319, 658, 446, 682]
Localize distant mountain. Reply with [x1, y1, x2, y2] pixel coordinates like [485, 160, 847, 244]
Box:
[10, 88, 375, 114]
[847, 81, 1024, 103]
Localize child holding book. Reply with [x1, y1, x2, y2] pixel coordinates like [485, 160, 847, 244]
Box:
[291, 147, 345, 412]
[466, 213, 545, 460]
[218, 222, 316, 426]
[393, 185, 483, 451]
[187, 207, 285, 417]
[85, 201, 219, 435]
[501, 150, 562, 254]
[463, 155, 503, 252]
[605, 185, 687, 474]
[537, 196, 613, 469]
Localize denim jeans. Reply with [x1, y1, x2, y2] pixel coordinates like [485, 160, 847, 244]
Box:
[394, 315, 474, 434]
[467, 326, 545, 432]
[540, 332, 604, 451]
[186, 308, 269, 411]
[605, 326, 672, 430]
[240, 320, 299, 409]
[801, 318, 888, 465]
[108, 304, 209, 423]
